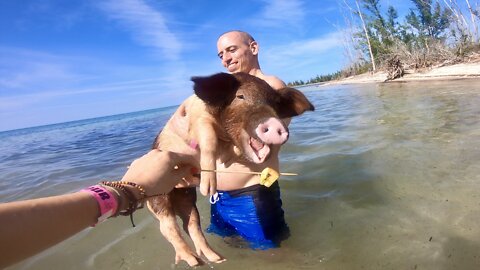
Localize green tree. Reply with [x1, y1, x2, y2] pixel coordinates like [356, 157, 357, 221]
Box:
[406, 0, 451, 39]
[386, 6, 399, 37]
[362, 0, 390, 43]
[358, 0, 399, 61]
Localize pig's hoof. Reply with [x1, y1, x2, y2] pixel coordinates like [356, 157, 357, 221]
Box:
[202, 249, 225, 263]
[175, 251, 203, 267]
[210, 255, 226, 264]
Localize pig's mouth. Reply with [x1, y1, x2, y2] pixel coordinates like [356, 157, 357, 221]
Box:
[247, 137, 271, 163]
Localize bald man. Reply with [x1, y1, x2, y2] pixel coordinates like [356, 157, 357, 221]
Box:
[206, 31, 290, 249]
[216, 31, 286, 90]
[168, 31, 290, 249]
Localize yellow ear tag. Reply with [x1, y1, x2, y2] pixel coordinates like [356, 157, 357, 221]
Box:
[259, 167, 279, 187]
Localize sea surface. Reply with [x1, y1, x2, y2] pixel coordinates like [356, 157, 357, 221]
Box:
[2, 79, 480, 269]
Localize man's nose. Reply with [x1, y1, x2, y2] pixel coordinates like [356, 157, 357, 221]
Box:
[222, 52, 231, 65]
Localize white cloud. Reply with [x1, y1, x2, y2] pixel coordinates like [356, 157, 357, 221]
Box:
[263, 31, 343, 63]
[0, 62, 74, 90]
[250, 0, 305, 28]
[98, 0, 181, 61]
[0, 46, 191, 119]
[262, 0, 305, 19]
[260, 31, 346, 81]
[0, 75, 188, 110]
[0, 47, 81, 91]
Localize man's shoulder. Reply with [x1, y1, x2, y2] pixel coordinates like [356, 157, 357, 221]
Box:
[262, 74, 286, 90]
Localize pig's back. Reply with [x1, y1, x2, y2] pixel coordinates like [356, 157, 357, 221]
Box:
[155, 95, 209, 155]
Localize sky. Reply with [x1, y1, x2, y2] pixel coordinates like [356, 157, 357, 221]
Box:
[0, 0, 412, 132]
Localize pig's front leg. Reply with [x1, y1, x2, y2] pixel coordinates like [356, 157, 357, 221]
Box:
[195, 119, 218, 196]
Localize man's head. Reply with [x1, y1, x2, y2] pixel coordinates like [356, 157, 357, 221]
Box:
[217, 30, 260, 73]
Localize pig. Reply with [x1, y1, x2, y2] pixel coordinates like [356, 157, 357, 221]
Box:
[146, 72, 314, 266]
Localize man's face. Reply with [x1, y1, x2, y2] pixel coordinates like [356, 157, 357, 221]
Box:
[217, 32, 257, 73]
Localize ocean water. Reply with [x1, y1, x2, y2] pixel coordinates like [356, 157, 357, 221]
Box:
[2, 79, 480, 269]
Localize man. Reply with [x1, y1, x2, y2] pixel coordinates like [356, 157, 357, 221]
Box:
[206, 30, 290, 249]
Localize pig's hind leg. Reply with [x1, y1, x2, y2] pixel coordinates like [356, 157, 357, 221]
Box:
[172, 188, 225, 263]
[147, 195, 202, 266]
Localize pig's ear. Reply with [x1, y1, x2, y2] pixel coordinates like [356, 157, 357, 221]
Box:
[191, 73, 240, 107]
[275, 87, 315, 118]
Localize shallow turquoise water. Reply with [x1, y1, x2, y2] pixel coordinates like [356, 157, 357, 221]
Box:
[2, 79, 480, 269]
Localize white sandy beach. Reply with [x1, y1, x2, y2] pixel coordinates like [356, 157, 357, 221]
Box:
[321, 61, 480, 86]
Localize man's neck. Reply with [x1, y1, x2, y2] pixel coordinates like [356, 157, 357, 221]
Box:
[248, 68, 264, 78]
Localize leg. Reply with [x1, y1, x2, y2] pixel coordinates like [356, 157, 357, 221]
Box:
[146, 195, 202, 266]
[171, 188, 225, 263]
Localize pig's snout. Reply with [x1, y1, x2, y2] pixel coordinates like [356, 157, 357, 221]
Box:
[255, 117, 289, 145]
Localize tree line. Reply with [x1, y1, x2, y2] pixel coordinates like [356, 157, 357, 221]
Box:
[288, 0, 480, 86]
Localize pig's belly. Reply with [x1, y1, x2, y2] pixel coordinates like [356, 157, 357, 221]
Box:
[156, 127, 198, 156]
[215, 156, 280, 191]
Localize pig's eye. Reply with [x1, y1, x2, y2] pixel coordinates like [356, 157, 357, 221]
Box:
[236, 94, 245, 100]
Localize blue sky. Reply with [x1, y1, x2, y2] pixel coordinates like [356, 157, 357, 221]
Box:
[0, 0, 411, 131]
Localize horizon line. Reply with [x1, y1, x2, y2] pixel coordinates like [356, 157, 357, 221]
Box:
[0, 105, 179, 134]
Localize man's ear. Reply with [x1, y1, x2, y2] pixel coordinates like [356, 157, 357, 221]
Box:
[274, 87, 315, 118]
[249, 40, 259, 56]
[191, 73, 240, 107]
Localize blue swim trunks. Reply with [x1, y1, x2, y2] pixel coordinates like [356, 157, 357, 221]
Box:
[207, 181, 290, 249]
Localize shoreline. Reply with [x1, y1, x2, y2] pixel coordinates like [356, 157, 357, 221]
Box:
[300, 61, 480, 88]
